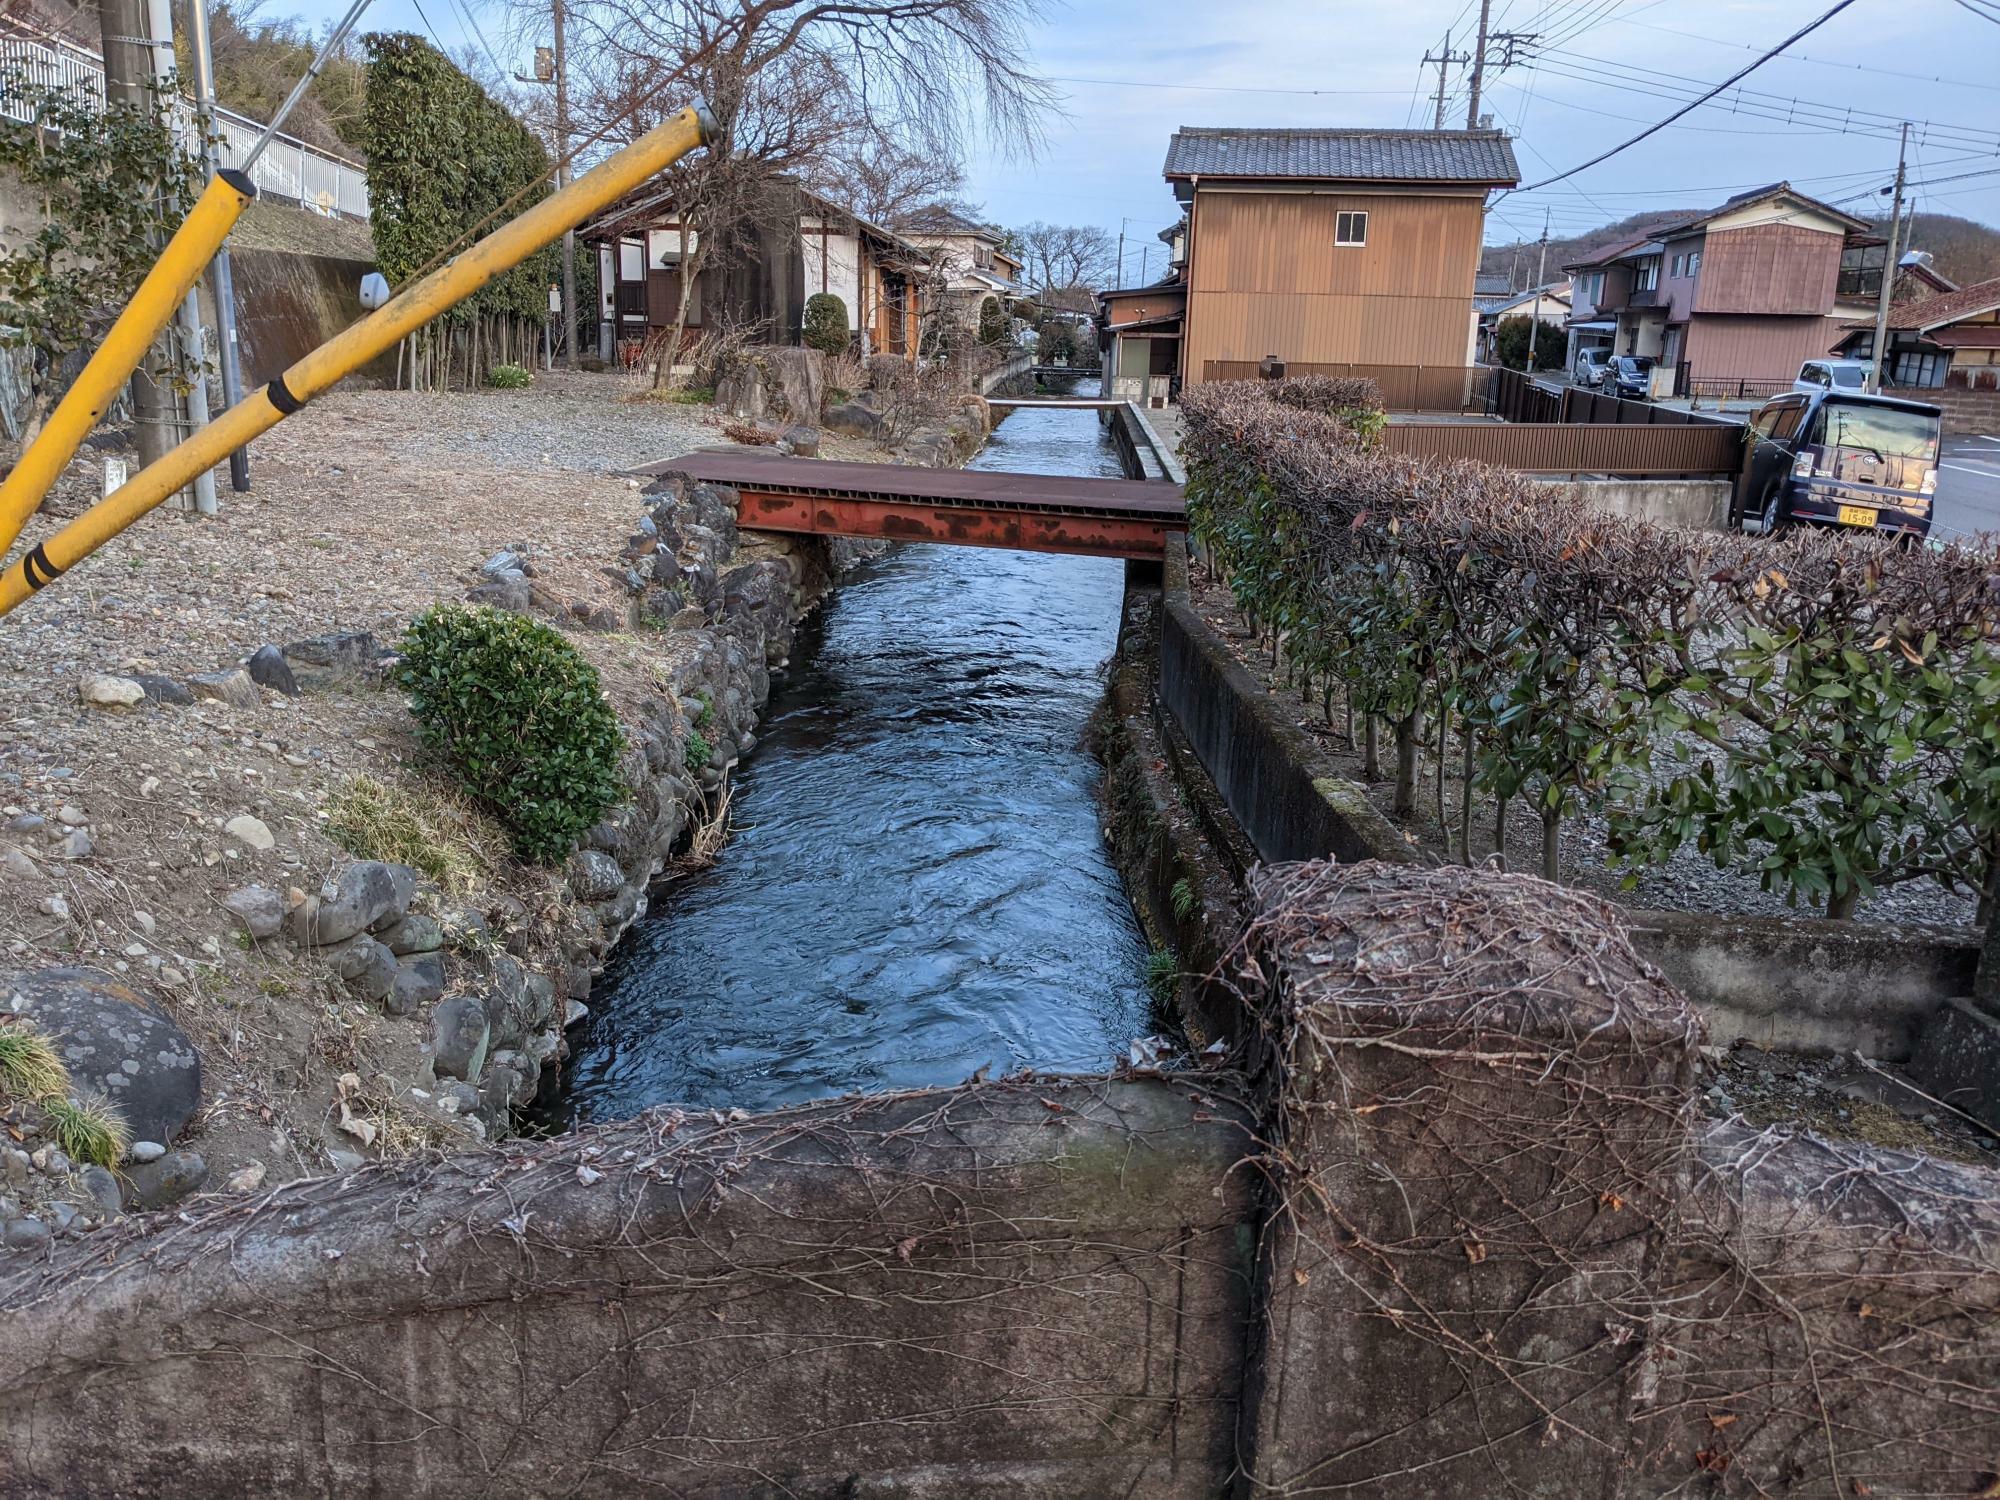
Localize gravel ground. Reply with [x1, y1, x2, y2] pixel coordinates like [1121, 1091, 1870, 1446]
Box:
[1186, 564, 1978, 933]
[0, 369, 867, 1197]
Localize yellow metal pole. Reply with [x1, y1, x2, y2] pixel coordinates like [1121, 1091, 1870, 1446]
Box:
[0, 169, 257, 560]
[0, 104, 715, 618]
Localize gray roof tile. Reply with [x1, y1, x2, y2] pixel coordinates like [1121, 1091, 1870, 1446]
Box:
[1164, 128, 1519, 185]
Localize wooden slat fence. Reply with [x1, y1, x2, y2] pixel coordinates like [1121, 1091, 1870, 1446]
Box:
[1384, 421, 1743, 476]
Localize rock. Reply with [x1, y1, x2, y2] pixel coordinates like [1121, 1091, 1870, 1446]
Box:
[442, 909, 491, 952]
[221, 885, 285, 940]
[282, 631, 379, 675]
[487, 895, 530, 956]
[225, 1161, 266, 1193]
[223, 814, 274, 852]
[564, 998, 589, 1027]
[386, 952, 445, 1017]
[51, 829, 91, 861]
[37, 894, 68, 919]
[2, 848, 41, 881]
[31, 1145, 70, 1175]
[133, 911, 155, 938]
[128, 1140, 167, 1164]
[132, 673, 193, 706]
[45, 1201, 80, 1236]
[2, 1216, 52, 1253]
[335, 938, 398, 1003]
[466, 578, 533, 612]
[0, 966, 202, 1145]
[824, 401, 885, 440]
[6, 813, 45, 834]
[780, 424, 820, 458]
[189, 668, 260, 710]
[480, 1058, 526, 1119]
[122, 1149, 206, 1209]
[566, 849, 624, 902]
[78, 673, 145, 708]
[244, 644, 298, 696]
[481, 549, 527, 579]
[377, 914, 444, 956]
[438, 1081, 480, 1116]
[303, 861, 417, 945]
[78, 1164, 121, 1217]
[431, 996, 491, 1082]
[2, 1149, 28, 1189]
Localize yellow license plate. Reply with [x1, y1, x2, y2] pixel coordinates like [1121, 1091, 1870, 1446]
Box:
[1837, 504, 1877, 527]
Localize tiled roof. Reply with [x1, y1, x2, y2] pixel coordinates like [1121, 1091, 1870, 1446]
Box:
[1562, 231, 1664, 272]
[1163, 128, 1519, 185]
[1879, 276, 2000, 332]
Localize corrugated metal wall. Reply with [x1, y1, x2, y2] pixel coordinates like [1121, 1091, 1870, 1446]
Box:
[1185, 190, 1483, 377]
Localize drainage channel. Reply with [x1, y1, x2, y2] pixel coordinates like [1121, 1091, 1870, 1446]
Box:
[556, 402, 1153, 1123]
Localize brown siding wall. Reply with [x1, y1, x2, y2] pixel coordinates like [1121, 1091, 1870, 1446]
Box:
[1184, 189, 1484, 379]
[1107, 292, 1187, 327]
[1693, 224, 1842, 316]
[1684, 314, 1843, 384]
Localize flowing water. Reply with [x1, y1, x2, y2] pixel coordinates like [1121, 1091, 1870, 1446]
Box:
[559, 403, 1153, 1122]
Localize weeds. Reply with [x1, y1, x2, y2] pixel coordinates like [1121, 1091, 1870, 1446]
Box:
[326, 773, 496, 894]
[42, 1093, 130, 1167]
[685, 729, 713, 774]
[1170, 878, 1200, 923]
[1143, 948, 1180, 1007]
[674, 780, 734, 872]
[0, 1020, 70, 1101]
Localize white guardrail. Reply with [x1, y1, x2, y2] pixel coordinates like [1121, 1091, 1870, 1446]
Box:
[0, 29, 369, 221]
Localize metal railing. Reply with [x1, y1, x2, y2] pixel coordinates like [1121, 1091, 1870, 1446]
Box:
[0, 26, 369, 220]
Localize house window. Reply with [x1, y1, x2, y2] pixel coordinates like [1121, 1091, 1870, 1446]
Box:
[1891, 349, 1947, 388]
[1335, 210, 1368, 247]
[618, 240, 645, 282]
[1633, 257, 1660, 291]
[1688, 251, 1701, 275]
[1670, 254, 1683, 278]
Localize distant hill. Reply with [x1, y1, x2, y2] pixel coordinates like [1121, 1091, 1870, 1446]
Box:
[1482, 208, 2000, 293]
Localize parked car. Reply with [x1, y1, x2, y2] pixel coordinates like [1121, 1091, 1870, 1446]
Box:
[1793, 358, 1873, 395]
[1606, 354, 1656, 400]
[1732, 389, 1943, 539]
[1574, 347, 1613, 388]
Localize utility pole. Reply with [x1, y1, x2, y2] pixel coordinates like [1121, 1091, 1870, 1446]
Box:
[186, 0, 248, 493]
[1465, 0, 1493, 129]
[1526, 208, 1550, 374]
[1424, 32, 1461, 131]
[553, 0, 577, 368]
[97, 0, 192, 502]
[1865, 121, 1909, 395]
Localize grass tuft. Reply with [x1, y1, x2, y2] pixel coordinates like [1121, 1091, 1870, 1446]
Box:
[1170, 877, 1200, 924]
[42, 1092, 130, 1168]
[1143, 948, 1180, 1008]
[325, 773, 497, 894]
[0, 1021, 70, 1102]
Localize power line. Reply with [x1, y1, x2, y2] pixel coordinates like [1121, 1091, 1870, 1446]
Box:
[1613, 15, 2000, 95]
[1044, 74, 1407, 97]
[1498, 0, 1863, 199]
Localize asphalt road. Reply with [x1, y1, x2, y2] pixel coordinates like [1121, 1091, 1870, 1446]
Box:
[1932, 433, 2000, 544]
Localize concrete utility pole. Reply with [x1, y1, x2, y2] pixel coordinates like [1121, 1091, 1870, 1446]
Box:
[1865, 121, 1909, 396]
[1465, 0, 1493, 130]
[553, 0, 578, 368]
[1424, 32, 1459, 131]
[186, 0, 249, 493]
[1526, 208, 1550, 374]
[96, 0, 193, 500]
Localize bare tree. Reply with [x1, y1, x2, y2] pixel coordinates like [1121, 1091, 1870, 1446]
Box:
[810, 128, 971, 229]
[1009, 220, 1117, 298]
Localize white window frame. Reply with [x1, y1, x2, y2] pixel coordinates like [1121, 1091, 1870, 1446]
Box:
[1334, 210, 1368, 248]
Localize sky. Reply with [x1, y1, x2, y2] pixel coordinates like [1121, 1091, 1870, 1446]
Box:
[291, 0, 2000, 272]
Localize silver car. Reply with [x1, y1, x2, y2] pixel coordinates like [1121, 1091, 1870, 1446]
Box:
[1574, 347, 1613, 388]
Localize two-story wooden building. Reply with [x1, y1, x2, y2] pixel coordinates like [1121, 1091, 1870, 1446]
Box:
[1162, 127, 1519, 404]
[1563, 184, 1869, 394]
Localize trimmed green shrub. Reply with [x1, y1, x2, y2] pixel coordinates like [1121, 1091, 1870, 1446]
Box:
[803, 293, 850, 355]
[978, 296, 1008, 346]
[486, 362, 532, 389]
[396, 605, 624, 863]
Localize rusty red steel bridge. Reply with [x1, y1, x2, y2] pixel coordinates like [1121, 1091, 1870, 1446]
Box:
[639, 449, 1186, 561]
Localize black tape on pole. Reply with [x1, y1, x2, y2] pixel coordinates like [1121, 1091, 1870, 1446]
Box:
[21, 543, 64, 591]
[265, 376, 305, 415]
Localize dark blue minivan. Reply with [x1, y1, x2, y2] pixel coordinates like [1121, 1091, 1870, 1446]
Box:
[1732, 389, 1944, 540]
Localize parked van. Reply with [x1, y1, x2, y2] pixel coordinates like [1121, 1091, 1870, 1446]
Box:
[1733, 389, 1943, 539]
[1574, 347, 1613, 388]
[1793, 358, 1872, 394]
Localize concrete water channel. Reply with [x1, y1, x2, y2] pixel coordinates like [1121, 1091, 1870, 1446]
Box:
[560, 401, 1154, 1120]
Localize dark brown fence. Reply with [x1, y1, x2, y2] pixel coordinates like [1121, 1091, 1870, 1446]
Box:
[1201, 361, 1491, 413]
[1488, 367, 1742, 430]
[1384, 421, 1743, 476]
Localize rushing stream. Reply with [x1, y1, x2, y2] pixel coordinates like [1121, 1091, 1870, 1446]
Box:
[559, 402, 1153, 1122]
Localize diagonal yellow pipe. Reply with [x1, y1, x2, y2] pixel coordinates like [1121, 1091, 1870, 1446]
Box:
[0, 169, 258, 560]
[0, 103, 715, 618]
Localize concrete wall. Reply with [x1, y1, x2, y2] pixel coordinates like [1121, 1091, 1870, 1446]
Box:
[205, 248, 398, 391]
[1545, 476, 1733, 530]
[0, 1082, 1256, 1498]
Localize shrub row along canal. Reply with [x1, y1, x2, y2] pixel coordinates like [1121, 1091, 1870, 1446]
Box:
[560, 403, 1153, 1121]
